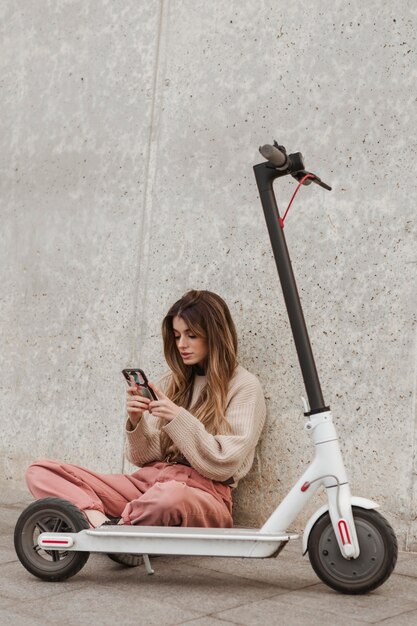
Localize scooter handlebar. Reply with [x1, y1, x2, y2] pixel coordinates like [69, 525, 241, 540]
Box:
[259, 141, 331, 190]
[259, 144, 287, 168]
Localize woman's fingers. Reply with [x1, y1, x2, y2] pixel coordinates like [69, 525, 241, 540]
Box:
[127, 389, 151, 416]
[148, 398, 176, 420]
[127, 397, 148, 405]
[127, 387, 150, 403]
[148, 381, 163, 398]
[128, 383, 179, 421]
[127, 398, 149, 408]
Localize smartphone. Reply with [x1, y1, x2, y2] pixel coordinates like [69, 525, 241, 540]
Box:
[122, 368, 158, 401]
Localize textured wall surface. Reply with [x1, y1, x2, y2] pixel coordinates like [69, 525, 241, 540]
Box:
[1, 1, 416, 549]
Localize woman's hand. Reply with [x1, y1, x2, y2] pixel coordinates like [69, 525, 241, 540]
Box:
[126, 380, 151, 428]
[147, 382, 182, 422]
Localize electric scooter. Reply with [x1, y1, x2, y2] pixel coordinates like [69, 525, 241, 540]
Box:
[14, 141, 398, 593]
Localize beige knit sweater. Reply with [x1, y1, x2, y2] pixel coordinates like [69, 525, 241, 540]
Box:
[125, 365, 266, 487]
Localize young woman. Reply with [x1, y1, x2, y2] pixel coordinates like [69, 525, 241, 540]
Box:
[26, 290, 266, 531]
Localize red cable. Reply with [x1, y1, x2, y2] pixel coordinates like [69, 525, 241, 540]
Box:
[279, 174, 315, 229]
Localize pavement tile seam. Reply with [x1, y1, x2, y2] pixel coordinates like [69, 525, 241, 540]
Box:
[370, 607, 417, 625]
[6, 559, 292, 613]
[259, 586, 417, 625]
[0, 606, 58, 626]
[0, 586, 207, 626]
[161, 562, 319, 598]
[212, 599, 371, 626]
[4, 560, 282, 597]
[85, 569, 292, 613]
[149, 559, 285, 587]
[153, 567, 311, 620]
[202, 566, 322, 592]
[176, 559, 322, 591]
[0, 558, 19, 566]
[175, 586, 330, 626]
[240, 586, 416, 622]
[175, 616, 239, 626]
[393, 572, 417, 580]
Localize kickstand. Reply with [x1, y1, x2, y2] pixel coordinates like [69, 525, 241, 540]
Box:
[143, 554, 154, 575]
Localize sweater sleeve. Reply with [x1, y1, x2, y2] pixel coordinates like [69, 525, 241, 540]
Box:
[124, 372, 170, 467]
[124, 413, 162, 467]
[162, 373, 266, 482]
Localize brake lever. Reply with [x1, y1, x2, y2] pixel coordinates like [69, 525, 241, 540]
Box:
[292, 170, 332, 191]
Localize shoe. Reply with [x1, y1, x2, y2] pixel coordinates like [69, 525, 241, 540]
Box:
[100, 517, 122, 526]
[106, 553, 143, 567]
[100, 518, 143, 567]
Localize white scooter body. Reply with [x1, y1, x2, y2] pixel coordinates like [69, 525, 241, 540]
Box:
[38, 408, 376, 571]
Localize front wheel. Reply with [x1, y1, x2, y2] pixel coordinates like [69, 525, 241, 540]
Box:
[14, 497, 90, 582]
[307, 506, 397, 594]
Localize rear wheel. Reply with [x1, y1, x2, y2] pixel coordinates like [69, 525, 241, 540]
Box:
[14, 497, 90, 581]
[308, 506, 397, 594]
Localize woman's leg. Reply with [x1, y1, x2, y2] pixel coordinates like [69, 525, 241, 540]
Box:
[122, 479, 233, 527]
[26, 459, 233, 528]
[123, 463, 233, 527]
[25, 459, 145, 525]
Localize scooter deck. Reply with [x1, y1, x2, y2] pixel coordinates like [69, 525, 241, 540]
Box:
[39, 525, 299, 559]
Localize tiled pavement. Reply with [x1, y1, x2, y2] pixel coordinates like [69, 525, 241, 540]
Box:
[1, 495, 416, 626]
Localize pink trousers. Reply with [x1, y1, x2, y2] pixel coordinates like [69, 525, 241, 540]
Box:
[25, 459, 233, 528]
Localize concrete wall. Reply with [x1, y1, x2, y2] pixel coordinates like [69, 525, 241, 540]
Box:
[1, 1, 416, 549]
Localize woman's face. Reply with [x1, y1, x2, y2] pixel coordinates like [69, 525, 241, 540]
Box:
[173, 315, 208, 367]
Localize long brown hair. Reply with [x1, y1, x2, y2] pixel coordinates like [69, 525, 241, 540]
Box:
[160, 290, 238, 461]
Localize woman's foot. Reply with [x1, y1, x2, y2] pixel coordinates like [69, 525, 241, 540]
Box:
[84, 509, 109, 527]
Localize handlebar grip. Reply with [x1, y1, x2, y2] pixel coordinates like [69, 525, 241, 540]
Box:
[259, 144, 287, 168]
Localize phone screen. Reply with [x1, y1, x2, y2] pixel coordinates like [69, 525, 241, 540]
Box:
[128, 370, 146, 386]
[122, 369, 157, 400]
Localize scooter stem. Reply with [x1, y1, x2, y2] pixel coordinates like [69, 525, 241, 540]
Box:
[253, 161, 327, 413]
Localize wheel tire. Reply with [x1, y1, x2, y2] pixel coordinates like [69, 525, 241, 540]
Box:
[106, 553, 143, 567]
[308, 506, 398, 594]
[14, 497, 90, 582]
